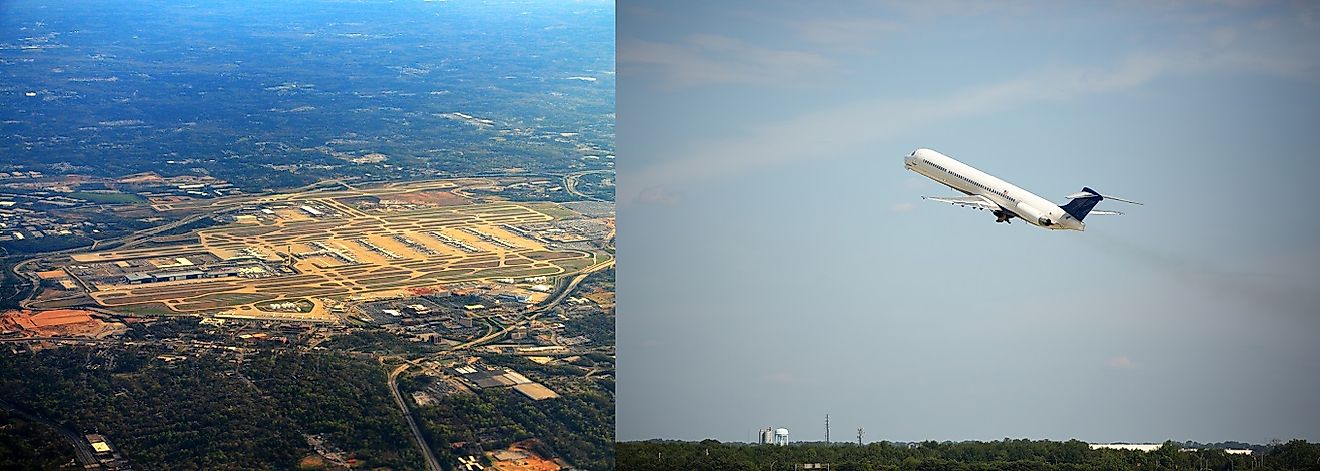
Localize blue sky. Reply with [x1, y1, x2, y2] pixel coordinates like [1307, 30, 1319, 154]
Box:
[617, 1, 1320, 444]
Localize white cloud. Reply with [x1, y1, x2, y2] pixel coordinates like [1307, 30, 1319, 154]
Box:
[1107, 356, 1138, 369]
[889, 202, 915, 213]
[791, 18, 903, 47]
[633, 185, 683, 206]
[762, 371, 817, 385]
[623, 53, 1173, 203]
[622, 41, 1320, 204]
[620, 34, 834, 88]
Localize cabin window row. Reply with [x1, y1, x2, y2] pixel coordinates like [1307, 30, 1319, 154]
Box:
[944, 167, 1017, 203]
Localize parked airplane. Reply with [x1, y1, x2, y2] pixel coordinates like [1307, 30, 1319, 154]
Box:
[903, 148, 1140, 231]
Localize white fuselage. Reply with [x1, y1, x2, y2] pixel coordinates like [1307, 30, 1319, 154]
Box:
[904, 148, 1084, 230]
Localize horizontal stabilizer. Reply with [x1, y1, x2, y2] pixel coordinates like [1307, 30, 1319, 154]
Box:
[1066, 189, 1142, 205]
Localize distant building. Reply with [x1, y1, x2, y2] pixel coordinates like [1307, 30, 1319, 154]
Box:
[85, 434, 129, 469]
[1087, 444, 1250, 455]
[405, 304, 431, 315]
[86, 434, 113, 454]
[512, 382, 559, 400]
[759, 427, 775, 445]
[1089, 444, 1165, 452]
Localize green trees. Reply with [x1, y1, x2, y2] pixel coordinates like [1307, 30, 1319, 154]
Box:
[617, 440, 1320, 471]
[1266, 440, 1320, 470]
[0, 346, 308, 469]
[0, 346, 422, 470]
[0, 409, 73, 470]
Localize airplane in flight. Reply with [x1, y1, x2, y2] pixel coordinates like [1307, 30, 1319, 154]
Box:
[903, 148, 1140, 231]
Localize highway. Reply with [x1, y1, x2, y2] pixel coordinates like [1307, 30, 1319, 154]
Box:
[0, 399, 101, 469]
[562, 170, 613, 202]
[388, 362, 442, 471]
[448, 254, 613, 352]
[383, 254, 614, 470]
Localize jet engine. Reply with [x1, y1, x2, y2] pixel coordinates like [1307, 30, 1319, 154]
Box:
[1015, 202, 1052, 226]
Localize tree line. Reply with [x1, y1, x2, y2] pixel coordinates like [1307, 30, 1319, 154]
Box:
[617, 438, 1320, 471]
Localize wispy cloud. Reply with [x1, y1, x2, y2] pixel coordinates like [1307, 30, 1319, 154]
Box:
[620, 34, 834, 88]
[623, 42, 1319, 204]
[623, 53, 1171, 203]
[889, 202, 915, 213]
[762, 371, 818, 385]
[633, 185, 683, 206]
[1106, 356, 1138, 369]
[790, 18, 903, 47]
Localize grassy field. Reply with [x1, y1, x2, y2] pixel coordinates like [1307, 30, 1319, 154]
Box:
[526, 202, 579, 220]
[553, 255, 598, 272]
[110, 302, 181, 316]
[69, 191, 147, 204]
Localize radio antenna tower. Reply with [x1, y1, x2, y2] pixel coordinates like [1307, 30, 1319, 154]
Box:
[825, 414, 830, 445]
[857, 427, 864, 446]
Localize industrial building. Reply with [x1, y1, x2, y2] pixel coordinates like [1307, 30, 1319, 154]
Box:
[512, 382, 560, 401]
[450, 364, 558, 400]
[85, 434, 130, 470]
[122, 266, 250, 284]
[757, 427, 790, 445]
[453, 364, 533, 389]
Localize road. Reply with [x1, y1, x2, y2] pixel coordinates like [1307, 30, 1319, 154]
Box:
[562, 170, 613, 202]
[387, 362, 442, 471]
[446, 255, 613, 352]
[0, 399, 101, 469]
[383, 254, 614, 470]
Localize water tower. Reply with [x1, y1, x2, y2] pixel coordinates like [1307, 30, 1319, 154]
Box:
[773, 428, 790, 446]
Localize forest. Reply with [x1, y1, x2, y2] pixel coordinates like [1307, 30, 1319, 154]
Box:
[0, 345, 422, 470]
[617, 439, 1320, 471]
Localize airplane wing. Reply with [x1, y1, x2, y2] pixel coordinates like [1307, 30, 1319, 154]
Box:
[922, 195, 1000, 211]
[1086, 210, 1124, 216]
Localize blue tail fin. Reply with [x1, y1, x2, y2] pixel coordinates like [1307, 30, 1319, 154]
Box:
[1061, 187, 1103, 221]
